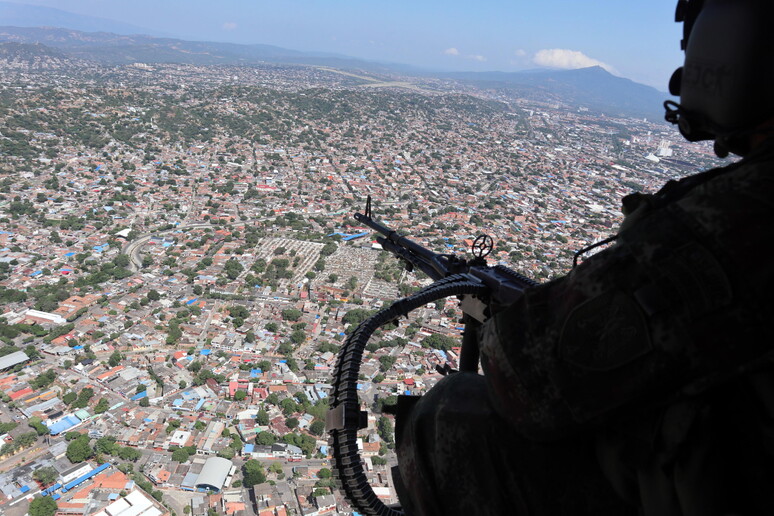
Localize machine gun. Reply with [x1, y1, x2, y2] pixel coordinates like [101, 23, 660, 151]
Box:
[326, 196, 538, 515]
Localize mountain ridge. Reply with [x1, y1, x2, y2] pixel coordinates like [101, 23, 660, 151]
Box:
[0, 1, 161, 36]
[0, 23, 671, 121]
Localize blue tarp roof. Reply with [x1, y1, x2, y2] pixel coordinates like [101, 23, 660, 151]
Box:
[42, 483, 62, 496]
[250, 369, 262, 377]
[243, 444, 255, 453]
[48, 415, 81, 435]
[187, 298, 199, 305]
[199, 349, 210, 355]
[20, 485, 29, 493]
[63, 463, 110, 492]
[195, 398, 206, 411]
[342, 232, 369, 241]
[130, 391, 148, 401]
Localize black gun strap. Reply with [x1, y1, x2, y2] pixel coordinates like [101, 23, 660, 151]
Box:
[327, 274, 489, 516]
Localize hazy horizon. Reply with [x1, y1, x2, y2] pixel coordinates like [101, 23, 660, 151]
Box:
[1, 0, 682, 89]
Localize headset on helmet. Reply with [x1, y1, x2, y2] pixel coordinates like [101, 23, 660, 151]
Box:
[665, 0, 774, 157]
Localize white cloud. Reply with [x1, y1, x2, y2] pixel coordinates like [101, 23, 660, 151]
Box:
[514, 49, 527, 57]
[444, 47, 486, 62]
[533, 49, 616, 73]
[222, 22, 237, 31]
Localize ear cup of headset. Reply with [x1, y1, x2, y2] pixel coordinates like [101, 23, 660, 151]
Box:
[667, 0, 774, 155]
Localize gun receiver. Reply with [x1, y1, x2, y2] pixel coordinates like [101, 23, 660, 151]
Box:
[353, 197, 536, 320]
[327, 196, 538, 516]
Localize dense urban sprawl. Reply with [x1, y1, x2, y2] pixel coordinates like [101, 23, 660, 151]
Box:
[0, 54, 724, 516]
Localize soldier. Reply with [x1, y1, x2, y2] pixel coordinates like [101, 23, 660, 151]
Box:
[395, 1, 774, 515]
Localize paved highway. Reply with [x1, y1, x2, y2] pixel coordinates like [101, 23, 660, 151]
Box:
[121, 223, 219, 272]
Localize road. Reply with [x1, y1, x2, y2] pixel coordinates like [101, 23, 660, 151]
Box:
[121, 223, 219, 271]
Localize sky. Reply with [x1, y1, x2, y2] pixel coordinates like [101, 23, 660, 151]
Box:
[8, 0, 684, 90]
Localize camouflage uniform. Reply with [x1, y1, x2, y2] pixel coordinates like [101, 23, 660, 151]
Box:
[396, 143, 774, 515]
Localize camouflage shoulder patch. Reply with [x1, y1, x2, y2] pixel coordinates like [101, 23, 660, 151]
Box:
[559, 290, 651, 372]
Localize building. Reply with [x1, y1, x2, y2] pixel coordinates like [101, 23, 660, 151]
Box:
[20, 309, 67, 325]
[195, 457, 233, 493]
[0, 350, 29, 371]
[92, 488, 166, 516]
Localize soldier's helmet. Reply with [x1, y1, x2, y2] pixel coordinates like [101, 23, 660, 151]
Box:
[665, 0, 774, 157]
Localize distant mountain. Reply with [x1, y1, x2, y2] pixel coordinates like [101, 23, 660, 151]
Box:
[440, 67, 669, 121]
[0, 40, 64, 59]
[0, 26, 399, 72]
[0, 1, 160, 36]
[0, 23, 669, 121]
[0, 40, 85, 69]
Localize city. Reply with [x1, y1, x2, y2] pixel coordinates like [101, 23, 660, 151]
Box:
[0, 48, 723, 516]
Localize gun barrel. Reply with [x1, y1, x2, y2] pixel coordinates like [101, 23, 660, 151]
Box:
[354, 212, 438, 262]
[354, 212, 448, 280]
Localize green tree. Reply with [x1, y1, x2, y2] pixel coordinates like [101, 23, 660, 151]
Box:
[233, 390, 247, 401]
[171, 448, 191, 463]
[242, 459, 266, 487]
[256, 410, 270, 426]
[342, 308, 374, 326]
[285, 417, 299, 429]
[113, 254, 130, 268]
[72, 387, 94, 409]
[28, 496, 57, 516]
[228, 305, 249, 319]
[309, 420, 325, 436]
[108, 350, 123, 367]
[66, 436, 93, 463]
[421, 334, 458, 351]
[256, 432, 277, 446]
[32, 466, 58, 486]
[117, 447, 141, 461]
[377, 416, 394, 445]
[28, 416, 49, 436]
[379, 355, 397, 372]
[290, 329, 306, 344]
[95, 436, 118, 455]
[280, 309, 301, 322]
[94, 398, 109, 414]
